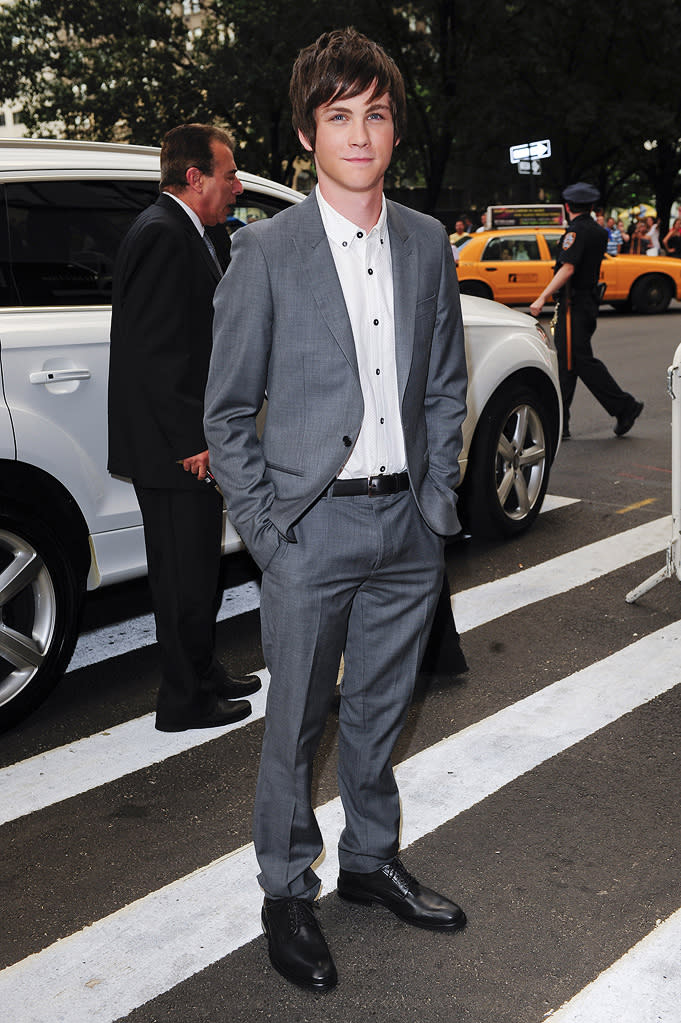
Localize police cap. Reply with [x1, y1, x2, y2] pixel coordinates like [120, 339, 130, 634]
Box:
[562, 182, 600, 205]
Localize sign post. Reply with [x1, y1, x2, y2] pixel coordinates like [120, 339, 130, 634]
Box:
[509, 140, 551, 164]
[510, 140, 551, 198]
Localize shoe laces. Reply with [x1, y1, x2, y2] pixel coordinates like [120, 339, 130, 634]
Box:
[382, 857, 417, 895]
[288, 898, 317, 934]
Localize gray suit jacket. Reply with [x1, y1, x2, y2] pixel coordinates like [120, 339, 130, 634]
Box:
[204, 190, 468, 571]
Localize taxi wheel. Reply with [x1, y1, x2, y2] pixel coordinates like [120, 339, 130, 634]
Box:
[0, 513, 81, 731]
[462, 383, 552, 538]
[630, 274, 673, 314]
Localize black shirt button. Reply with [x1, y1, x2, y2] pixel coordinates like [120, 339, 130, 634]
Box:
[357, 231, 363, 238]
[368, 268, 373, 275]
[343, 435, 352, 447]
[375, 368, 380, 375]
[373, 318, 379, 325]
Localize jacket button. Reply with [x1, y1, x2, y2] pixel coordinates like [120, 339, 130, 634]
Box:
[343, 435, 352, 447]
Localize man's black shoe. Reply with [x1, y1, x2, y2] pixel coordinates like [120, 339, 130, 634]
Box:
[262, 897, 337, 991]
[337, 857, 466, 932]
[155, 697, 251, 732]
[614, 400, 644, 437]
[218, 671, 261, 700]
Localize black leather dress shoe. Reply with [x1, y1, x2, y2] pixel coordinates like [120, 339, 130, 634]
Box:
[155, 697, 251, 732]
[337, 857, 466, 932]
[218, 671, 261, 700]
[614, 400, 644, 437]
[261, 897, 337, 991]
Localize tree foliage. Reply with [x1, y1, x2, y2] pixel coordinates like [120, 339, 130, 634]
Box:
[0, 0, 680, 221]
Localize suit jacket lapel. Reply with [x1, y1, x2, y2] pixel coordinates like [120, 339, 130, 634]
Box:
[387, 200, 418, 400]
[292, 192, 359, 379]
[157, 193, 223, 284]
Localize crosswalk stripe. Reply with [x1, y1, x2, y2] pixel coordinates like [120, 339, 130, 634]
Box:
[545, 907, 681, 1021]
[67, 581, 262, 674]
[66, 494, 581, 675]
[2, 621, 679, 1022]
[0, 514, 671, 827]
[453, 515, 670, 632]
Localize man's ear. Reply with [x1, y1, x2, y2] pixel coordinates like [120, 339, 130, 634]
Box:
[298, 129, 314, 153]
[394, 136, 400, 150]
[185, 166, 202, 192]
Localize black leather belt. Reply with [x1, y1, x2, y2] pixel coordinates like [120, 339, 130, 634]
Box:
[330, 472, 410, 497]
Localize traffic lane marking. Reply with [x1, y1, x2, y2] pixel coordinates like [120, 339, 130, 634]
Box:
[451, 515, 670, 633]
[1, 621, 680, 1022]
[615, 498, 658, 514]
[67, 495, 580, 675]
[67, 580, 262, 674]
[546, 908, 681, 1022]
[0, 514, 670, 827]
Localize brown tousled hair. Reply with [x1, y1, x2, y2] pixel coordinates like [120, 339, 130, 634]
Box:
[289, 28, 407, 151]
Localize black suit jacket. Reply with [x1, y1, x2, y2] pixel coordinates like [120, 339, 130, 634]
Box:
[108, 193, 228, 488]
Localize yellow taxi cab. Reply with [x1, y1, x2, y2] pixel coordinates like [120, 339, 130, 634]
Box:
[456, 223, 681, 314]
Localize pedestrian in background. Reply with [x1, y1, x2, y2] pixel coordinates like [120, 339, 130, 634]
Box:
[629, 219, 651, 255]
[108, 123, 261, 733]
[529, 182, 643, 440]
[606, 216, 623, 255]
[663, 217, 681, 258]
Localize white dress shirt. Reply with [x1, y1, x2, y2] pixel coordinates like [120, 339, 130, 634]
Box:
[316, 187, 407, 479]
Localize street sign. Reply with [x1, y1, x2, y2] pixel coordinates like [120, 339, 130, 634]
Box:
[518, 159, 541, 175]
[509, 140, 551, 164]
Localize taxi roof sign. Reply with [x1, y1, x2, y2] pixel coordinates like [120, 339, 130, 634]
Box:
[486, 204, 566, 229]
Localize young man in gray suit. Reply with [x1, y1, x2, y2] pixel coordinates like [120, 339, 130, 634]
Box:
[205, 30, 468, 990]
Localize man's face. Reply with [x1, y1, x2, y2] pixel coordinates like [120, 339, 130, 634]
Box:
[299, 86, 397, 200]
[455, 220, 465, 234]
[196, 142, 243, 226]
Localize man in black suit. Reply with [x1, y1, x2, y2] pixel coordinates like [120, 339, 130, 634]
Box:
[108, 123, 260, 732]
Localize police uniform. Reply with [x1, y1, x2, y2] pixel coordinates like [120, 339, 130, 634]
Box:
[554, 182, 642, 436]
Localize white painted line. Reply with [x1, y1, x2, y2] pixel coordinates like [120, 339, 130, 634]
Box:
[540, 494, 580, 513]
[67, 581, 262, 673]
[66, 495, 578, 674]
[0, 515, 670, 827]
[1, 621, 679, 1022]
[453, 516, 671, 633]
[0, 671, 269, 827]
[545, 908, 681, 1022]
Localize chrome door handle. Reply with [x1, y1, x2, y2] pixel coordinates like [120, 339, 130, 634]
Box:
[30, 369, 91, 384]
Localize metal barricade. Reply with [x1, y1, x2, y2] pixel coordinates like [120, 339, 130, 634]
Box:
[626, 340, 681, 603]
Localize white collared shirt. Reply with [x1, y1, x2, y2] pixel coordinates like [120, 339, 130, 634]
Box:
[316, 187, 407, 479]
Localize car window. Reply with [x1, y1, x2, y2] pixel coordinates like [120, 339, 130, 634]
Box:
[482, 236, 540, 261]
[0, 179, 159, 307]
[226, 190, 294, 235]
[544, 234, 563, 260]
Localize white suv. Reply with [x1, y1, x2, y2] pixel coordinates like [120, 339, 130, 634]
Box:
[0, 139, 561, 730]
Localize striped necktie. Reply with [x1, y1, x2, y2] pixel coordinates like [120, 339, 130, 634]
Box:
[202, 231, 222, 273]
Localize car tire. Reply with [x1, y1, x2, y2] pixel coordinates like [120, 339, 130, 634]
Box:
[630, 274, 673, 314]
[458, 280, 494, 300]
[463, 383, 553, 538]
[0, 513, 81, 731]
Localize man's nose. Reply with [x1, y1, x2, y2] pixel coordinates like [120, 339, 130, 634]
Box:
[348, 120, 369, 146]
[233, 175, 244, 195]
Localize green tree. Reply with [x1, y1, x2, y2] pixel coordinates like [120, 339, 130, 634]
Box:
[0, 0, 201, 143]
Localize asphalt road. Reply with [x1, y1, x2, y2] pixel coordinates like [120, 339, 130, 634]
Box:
[2, 303, 680, 1023]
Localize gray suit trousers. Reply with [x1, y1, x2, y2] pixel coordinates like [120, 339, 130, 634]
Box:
[254, 488, 444, 900]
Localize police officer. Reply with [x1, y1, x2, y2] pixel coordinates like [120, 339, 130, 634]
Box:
[530, 182, 643, 438]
